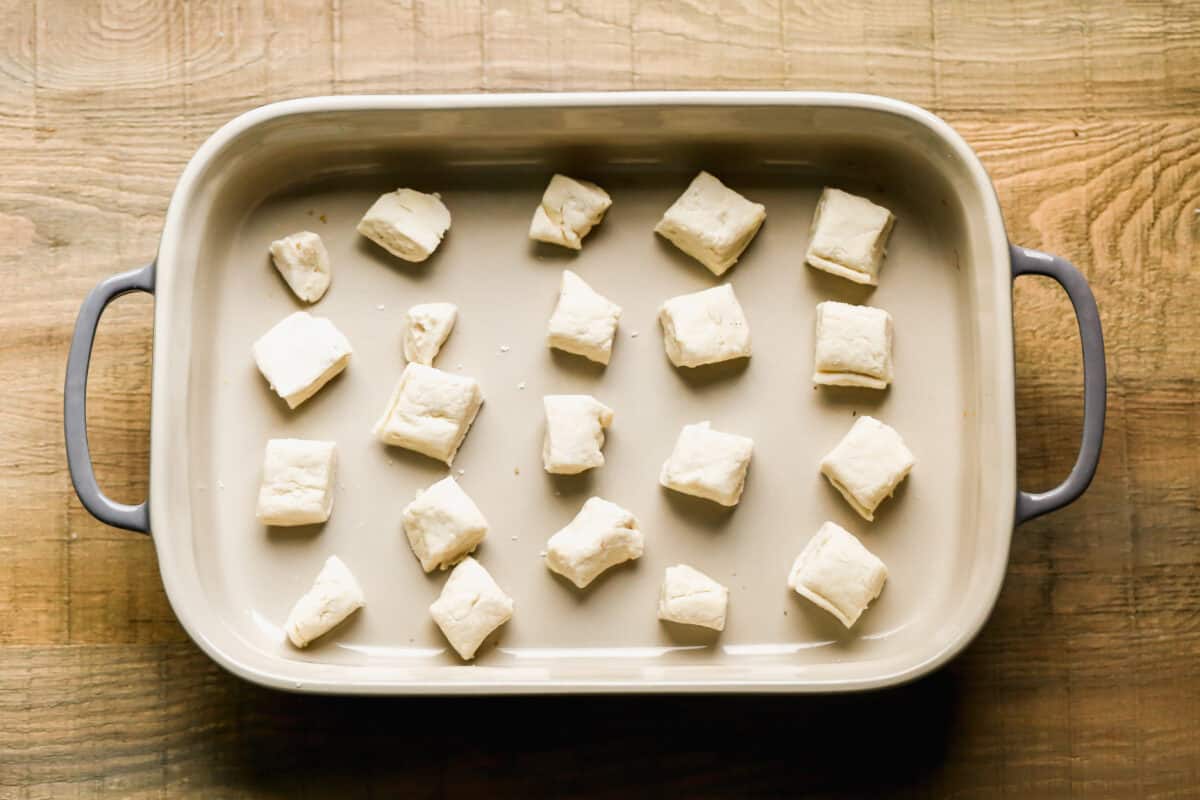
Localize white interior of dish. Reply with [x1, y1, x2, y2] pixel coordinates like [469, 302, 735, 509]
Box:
[151, 95, 1015, 693]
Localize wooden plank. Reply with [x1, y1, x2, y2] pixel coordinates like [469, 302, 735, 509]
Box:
[0, 643, 1195, 796]
[0, 0, 68, 650]
[484, 0, 634, 90]
[932, 0, 1199, 118]
[633, 0, 785, 89]
[781, 0, 935, 105]
[413, 0, 486, 91]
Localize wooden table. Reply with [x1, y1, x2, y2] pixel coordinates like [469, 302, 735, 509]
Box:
[2, 1, 1197, 796]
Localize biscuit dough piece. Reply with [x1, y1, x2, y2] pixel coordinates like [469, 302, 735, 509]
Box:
[655, 171, 766, 276]
[269, 231, 331, 303]
[284, 555, 365, 648]
[357, 188, 451, 262]
[657, 284, 751, 368]
[820, 416, 915, 521]
[788, 521, 887, 628]
[805, 187, 895, 286]
[545, 497, 644, 589]
[813, 301, 894, 389]
[402, 476, 489, 572]
[256, 439, 337, 526]
[372, 363, 484, 464]
[657, 564, 729, 631]
[659, 421, 755, 507]
[546, 270, 623, 365]
[430, 557, 514, 660]
[403, 302, 458, 366]
[542, 394, 614, 475]
[529, 174, 612, 250]
[253, 311, 353, 409]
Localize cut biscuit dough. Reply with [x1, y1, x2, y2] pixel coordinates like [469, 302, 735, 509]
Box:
[253, 311, 352, 409]
[545, 497, 644, 589]
[372, 363, 483, 465]
[429, 557, 514, 660]
[529, 174, 612, 250]
[813, 300, 894, 389]
[659, 421, 754, 507]
[403, 302, 458, 366]
[658, 284, 752, 368]
[546, 270, 623, 365]
[256, 439, 337, 526]
[820, 416, 915, 521]
[655, 171, 766, 276]
[269, 231, 331, 303]
[357, 188, 451, 262]
[284, 555, 365, 648]
[788, 521, 887, 628]
[657, 564, 729, 631]
[805, 187, 895, 286]
[542, 394, 614, 475]
[402, 476, 489, 572]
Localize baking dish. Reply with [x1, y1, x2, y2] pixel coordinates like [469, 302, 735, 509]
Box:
[65, 93, 1105, 694]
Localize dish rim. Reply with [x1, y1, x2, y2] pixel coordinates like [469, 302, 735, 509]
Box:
[150, 92, 1016, 694]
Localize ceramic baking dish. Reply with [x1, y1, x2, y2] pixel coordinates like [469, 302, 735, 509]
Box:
[65, 93, 1105, 694]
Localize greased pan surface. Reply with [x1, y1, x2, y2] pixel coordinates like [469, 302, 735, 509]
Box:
[148, 94, 1017, 692]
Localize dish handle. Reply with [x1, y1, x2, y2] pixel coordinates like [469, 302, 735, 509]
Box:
[1009, 244, 1106, 524]
[64, 262, 156, 534]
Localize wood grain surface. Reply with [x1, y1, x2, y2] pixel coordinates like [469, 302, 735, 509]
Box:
[2, 1, 1198, 797]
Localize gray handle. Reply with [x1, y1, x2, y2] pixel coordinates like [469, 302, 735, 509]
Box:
[64, 263, 155, 534]
[1010, 244, 1106, 524]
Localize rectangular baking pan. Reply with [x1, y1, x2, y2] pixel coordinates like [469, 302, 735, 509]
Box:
[65, 93, 1105, 694]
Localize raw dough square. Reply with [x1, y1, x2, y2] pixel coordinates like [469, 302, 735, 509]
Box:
[657, 284, 752, 368]
[545, 497, 644, 589]
[813, 300, 894, 389]
[256, 439, 337, 526]
[659, 421, 754, 507]
[402, 476, 489, 572]
[429, 557, 514, 660]
[357, 188, 451, 262]
[542, 394, 614, 475]
[546, 270, 623, 365]
[372, 363, 483, 464]
[820, 416, 915, 521]
[657, 564, 729, 631]
[654, 171, 766, 276]
[403, 302, 458, 366]
[284, 555, 365, 648]
[253, 311, 353, 409]
[805, 187, 895, 286]
[269, 230, 331, 303]
[788, 521, 887, 628]
[529, 174, 612, 250]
